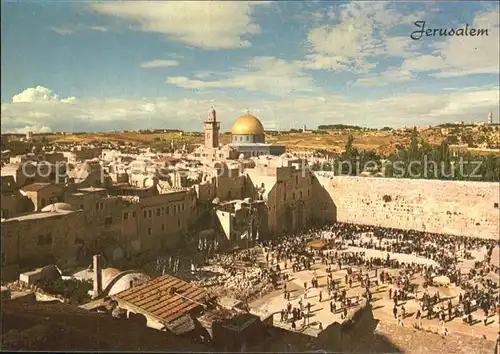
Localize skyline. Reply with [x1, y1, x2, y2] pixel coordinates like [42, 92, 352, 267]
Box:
[1, 1, 499, 134]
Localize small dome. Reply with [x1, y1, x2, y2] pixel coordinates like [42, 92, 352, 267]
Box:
[231, 113, 265, 135]
[102, 268, 122, 289]
[109, 273, 150, 296]
[41, 203, 76, 213]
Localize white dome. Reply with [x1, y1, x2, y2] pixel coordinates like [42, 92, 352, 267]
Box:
[108, 273, 150, 296]
[101, 268, 122, 289]
[41, 203, 76, 213]
[144, 177, 155, 188]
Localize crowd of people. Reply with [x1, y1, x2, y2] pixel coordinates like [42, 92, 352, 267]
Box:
[152, 220, 498, 339]
[261, 222, 499, 332]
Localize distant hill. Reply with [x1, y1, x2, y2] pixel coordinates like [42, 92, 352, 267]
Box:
[318, 124, 368, 130]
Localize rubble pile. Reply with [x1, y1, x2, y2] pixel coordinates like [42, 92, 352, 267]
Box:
[6, 280, 41, 293]
[5, 280, 66, 302]
[193, 251, 274, 300]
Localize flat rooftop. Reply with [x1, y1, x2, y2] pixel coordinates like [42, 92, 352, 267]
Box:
[3, 210, 74, 222]
[77, 187, 106, 192]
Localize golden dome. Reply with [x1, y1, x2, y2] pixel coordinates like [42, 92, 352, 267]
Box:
[231, 114, 265, 135]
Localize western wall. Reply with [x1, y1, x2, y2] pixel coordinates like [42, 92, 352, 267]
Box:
[314, 174, 499, 239]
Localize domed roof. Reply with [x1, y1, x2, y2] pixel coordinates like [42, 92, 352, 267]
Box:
[102, 268, 122, 289]
[231, 113, 264, 135]
[41, 203, 76, 213]
[108, 273, 150, 296]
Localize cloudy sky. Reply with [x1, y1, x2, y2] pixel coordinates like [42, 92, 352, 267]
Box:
[1, 1, 499, 133]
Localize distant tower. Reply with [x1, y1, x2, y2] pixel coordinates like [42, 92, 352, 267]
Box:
[204, 106, 220, 148]
[487, 111, 493, 124]
[26, 131, 33, 141]
[303, 124, 307, 133]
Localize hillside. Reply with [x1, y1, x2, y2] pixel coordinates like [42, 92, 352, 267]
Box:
[41, 126, 498, 157]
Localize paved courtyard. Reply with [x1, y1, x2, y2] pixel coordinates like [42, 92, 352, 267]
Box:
[249, 246, 500, 341]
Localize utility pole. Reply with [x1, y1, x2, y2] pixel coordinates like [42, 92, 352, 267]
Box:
[247, 206, 251, 250]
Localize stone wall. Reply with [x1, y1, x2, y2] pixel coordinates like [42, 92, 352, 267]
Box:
[1, 211, 84, 272]
[314, 174, 499, 239]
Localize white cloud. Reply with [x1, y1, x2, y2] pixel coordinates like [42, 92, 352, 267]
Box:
[91, 2, 266, 49]
[353, 67, 414, 86]
[51, 27, 74, 35]
[306, 2, 424, 73]
[90, 26, 108, 32]
[12, 86, 76, 103]
[401, 55, 447, 71]
[383, 36, 419, 58]
[51, 25, 109, 35]
[140, 59, 179, 68]
[167, 56, 315, 96]
[2, 85, 498, 133]
[402, 9, 499, 77]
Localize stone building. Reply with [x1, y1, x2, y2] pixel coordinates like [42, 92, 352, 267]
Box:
[1, 175, 33, 219]
[120, 189, 198, 253]
[66, 159, 112, 189]
[20, 183, 64, 211]
[65, 187, 124, 259]
[1, 162, 50, 188]
[1, 203, 84, 275]
[245, 158, 314, 236]
[214, 198, 267, 248]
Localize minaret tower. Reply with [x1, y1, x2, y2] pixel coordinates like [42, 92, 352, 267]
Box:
[487, 111, 493, 125]
[204, 106, 220, 148]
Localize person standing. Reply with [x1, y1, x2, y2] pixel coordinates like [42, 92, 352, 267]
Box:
[398, 312, 404, 327]
[415, 309, 422, 328]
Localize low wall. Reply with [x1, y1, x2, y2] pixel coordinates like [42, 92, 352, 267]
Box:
[314, 175, 499, 239]
[316, 300, 376, 351]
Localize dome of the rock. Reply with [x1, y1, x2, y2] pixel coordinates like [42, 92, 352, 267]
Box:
[231, 114, 265, 135]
